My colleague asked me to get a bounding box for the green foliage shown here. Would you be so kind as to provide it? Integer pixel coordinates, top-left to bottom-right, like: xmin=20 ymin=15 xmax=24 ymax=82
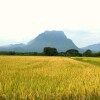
xmin=0 ymin=48 xmax=100 ymax=57
xmin=83 ymin=49 xmax=92 ymax=57
xmin=65 ymin=49 xmax=80 ymax=56
xmin=73 ymin=57 xmax=100 ymax=66
xmin=92 ymin=52 xmax=100 ymax=57
xmin=0 ymin=51 xmax=44 ymax=56
xmin=58 ymin=52 xmax=66 ymax=56
xmin=44 ymin=47 xmax=58 ymax=56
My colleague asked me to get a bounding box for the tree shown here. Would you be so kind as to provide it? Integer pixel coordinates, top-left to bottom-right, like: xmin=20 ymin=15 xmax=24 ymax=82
xmin=66 ymin=49 xmax=80 ymax=56
xmin=44 ymin=47 xmax=58 ymax=56
xmin=58 ymin=52 xmax=66 ymax=56
xmin=9 ymin=51 xmax=16 ymax=55
xmin=83 ymin=49 xmax=92 ymax=57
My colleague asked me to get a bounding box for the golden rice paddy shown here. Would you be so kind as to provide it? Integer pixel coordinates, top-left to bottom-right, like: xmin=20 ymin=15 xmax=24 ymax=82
xmin=0 ymin=56 xmax=100 ymax=100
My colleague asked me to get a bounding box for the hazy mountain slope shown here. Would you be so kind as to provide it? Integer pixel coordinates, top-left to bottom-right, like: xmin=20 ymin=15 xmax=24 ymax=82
xmin=0 ymin=43 xmax=26 ymax=52
xmin=0 ymin=30 xmax=79 ymax=52
xmin=82 ymin=43 xmax=100 ymax=52
xmin=26 ymin=30 xmax=79 ymax=52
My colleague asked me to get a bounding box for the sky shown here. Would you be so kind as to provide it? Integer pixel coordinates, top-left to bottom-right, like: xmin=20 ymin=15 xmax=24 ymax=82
xmin=0 ymin=0 xmax=100 ymax=47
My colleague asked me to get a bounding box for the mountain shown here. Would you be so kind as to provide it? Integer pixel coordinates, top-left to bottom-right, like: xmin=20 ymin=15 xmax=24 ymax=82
xmin=0 ymin=30 xmax=79 ymax=52
xmin=26 ymin=30 xmax=79 ymax=52
xmin=82 ymin=43 xmax=100 ymax=52
xmin=0 ymin=43 xmax=26 ymax=52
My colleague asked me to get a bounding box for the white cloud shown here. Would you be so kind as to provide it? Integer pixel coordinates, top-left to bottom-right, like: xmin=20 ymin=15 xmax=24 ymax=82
xmin=64 ymin=30 xmax=100 ymax=47
xmin=0 ymin=0 xmax=100 ymax=46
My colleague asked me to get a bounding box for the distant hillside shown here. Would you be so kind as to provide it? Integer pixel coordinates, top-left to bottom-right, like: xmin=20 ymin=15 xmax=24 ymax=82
xmin=82 ymin=43 xmax=100 ymax=52
xmin=0 ymin=30 xmax=79 ymax=52
xmin=0 ymin=43 xmax=26 ymax=52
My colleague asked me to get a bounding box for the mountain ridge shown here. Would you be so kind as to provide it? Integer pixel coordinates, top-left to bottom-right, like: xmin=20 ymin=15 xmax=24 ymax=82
xmin=26 ymin=30 xmax=79 ymax=52
xmin=0 ymin=30 xmax=99 ymax=52
xmin=82 ymin=43 xmax=100 ymax=52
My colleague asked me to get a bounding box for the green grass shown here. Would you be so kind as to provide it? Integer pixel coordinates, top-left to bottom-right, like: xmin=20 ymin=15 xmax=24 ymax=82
xmin=0 ymin=56 xmax=100 ymax=100
xmin=72 ymin=57 xmax=100 ymax=66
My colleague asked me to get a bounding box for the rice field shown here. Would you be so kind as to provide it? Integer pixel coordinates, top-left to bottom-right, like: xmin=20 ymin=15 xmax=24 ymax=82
xmin=0 ymin=56 xmax=100 ymax=100
xmin=72 ymin=57 xmax=100 ymax=66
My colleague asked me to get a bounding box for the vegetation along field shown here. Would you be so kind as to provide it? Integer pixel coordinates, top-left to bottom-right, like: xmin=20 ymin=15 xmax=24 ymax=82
xmin=72 ymin=57 xmax=100 ymax=66
xmin=0 ymin=56 xmax=100 ymax=100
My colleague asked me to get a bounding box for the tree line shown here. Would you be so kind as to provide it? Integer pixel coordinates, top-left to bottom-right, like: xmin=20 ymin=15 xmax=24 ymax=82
xmin=0 ymin=47 xmax=100 ymax=57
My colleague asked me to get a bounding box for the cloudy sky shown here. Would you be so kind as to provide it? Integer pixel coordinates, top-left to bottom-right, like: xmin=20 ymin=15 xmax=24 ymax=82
xmin=0 ymin=0 xmax=100 ymax=47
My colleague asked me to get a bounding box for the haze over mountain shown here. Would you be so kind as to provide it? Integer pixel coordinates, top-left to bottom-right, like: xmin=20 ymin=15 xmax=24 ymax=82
xmin=0 ymin=43 xmax=25 ymax=52
xmin=82 ymin=43 xmax=100 ymax=52
xmin=0 ymin=0 xmax=100 ymax=48
xmin=0 ymin=30 xmax=79 ymax=52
